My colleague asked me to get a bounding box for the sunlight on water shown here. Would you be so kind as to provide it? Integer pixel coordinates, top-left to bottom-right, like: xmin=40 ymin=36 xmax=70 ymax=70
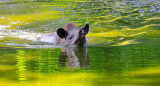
xmin=0 ymin=0 xmax=160 ymax=86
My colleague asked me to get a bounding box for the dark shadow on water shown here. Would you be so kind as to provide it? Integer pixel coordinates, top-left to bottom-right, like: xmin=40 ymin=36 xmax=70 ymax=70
xmin=58 ymin=47 xmax=89 ymax=69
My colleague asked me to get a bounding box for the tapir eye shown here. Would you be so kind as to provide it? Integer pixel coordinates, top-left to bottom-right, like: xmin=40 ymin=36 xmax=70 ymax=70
xmin=79 ymin=30 xmax=86 ymax=34
xmin=69 ymin=35 xmax=74 ymax=40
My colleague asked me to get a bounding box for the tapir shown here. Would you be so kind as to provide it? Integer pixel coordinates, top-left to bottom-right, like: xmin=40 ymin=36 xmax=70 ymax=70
xmin=39 ymin=22 xmax=89 ymax=46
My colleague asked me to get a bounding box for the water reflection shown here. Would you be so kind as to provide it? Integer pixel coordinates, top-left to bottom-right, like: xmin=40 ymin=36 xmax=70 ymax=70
xmin=0 ymin=0 xmax=160 ymax=85
xmin=0 ymin=40 xmax=160 ymax=85
xmin=58 ymin=47 xmax=89 ymax=69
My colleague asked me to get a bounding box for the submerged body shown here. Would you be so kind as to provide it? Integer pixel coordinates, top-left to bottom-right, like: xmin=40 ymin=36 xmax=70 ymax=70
xmin=39 ymin=33 xmax=58 ymax=44
xmin=39 ymin=33 xmax=65 ymax=44
xmin=39 ymin=22 xmax=89 ymax=46
xmin=58 ymin=47 xmax=89 ymax=68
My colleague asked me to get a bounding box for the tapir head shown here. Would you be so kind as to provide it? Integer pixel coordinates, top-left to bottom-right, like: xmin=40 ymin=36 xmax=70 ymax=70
xmin=57 ymin=23 xmax=89 ymax=46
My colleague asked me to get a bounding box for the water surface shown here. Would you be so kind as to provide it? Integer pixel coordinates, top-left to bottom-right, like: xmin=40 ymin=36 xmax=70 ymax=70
xmin=0 ymin=0 xmax=160 ymax=86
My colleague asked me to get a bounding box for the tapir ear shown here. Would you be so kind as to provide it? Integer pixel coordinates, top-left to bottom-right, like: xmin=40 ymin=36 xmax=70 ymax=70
xmin=81 ymin=23 xmax=89 ymax=34
xmin=57 ymin=28 xmax=67 ymax=38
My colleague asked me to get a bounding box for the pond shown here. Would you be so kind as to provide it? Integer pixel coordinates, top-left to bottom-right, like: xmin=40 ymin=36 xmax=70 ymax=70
xmin=0 ymin=0 xmax=160 ymax=86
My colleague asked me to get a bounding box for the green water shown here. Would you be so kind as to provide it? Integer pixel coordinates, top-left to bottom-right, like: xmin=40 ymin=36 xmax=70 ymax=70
xmin=0 ymin=0 xmax=160 ymax=86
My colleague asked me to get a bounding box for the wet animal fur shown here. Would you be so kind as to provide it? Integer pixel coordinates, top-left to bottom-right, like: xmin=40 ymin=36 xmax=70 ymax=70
xmin=39 ymin=22 xmax=89 ymax=46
